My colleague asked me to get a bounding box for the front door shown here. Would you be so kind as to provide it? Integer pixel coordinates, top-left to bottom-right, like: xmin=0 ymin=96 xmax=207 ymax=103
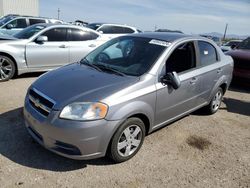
xmin=154 ymin=41 xmax=202 ymax=127
xmin=26 ymin=27 xmax=69 ymax=68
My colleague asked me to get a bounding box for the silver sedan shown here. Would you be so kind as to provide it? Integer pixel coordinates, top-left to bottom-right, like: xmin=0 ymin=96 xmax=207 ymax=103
xmin=0 ymin=24 xmax=109 ymax=81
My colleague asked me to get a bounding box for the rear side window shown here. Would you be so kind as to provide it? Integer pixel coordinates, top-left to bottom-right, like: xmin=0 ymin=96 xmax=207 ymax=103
xmin=29 ymin=19 xmax=46 ymax=25
xmin=69 ymin=29 xmax=98 ymax=41
xmin=198 ymin=41 xmax=218 ymax=66
xmin=98 ymin=25 xmax=115 ymax=34
xmin=7 ymin=18 xmax=27 ymax=28
xmin=123 ymin=27 xmax=135 ymax=33
xmin=42 ymin=28 xmax=67 ymax=41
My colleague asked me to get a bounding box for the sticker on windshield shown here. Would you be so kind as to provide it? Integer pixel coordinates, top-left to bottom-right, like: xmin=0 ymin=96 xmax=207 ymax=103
xmin=149 ymin=39 xmax=171 ymax=47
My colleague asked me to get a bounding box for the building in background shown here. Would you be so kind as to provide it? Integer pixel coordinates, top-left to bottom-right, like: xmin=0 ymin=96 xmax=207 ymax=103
xmin=0 ymin=0 xmax=39 ymax=17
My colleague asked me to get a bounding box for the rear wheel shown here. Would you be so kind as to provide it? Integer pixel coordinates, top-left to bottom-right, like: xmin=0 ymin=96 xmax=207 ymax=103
xmin=0 ymin=55 xmax=16 ymax=82
xmin=109 ymin=117 xmax=145 ymax=163
xmin=205 ymin=87 xmax=223 ymax=114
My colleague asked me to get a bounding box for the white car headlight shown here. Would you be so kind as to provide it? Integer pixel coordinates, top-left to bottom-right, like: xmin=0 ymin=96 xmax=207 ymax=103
xmin=59 ymin=102 xmax=108 ymax=121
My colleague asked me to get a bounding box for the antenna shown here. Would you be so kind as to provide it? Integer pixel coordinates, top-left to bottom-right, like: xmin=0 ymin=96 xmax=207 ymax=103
xmin=223 ymin=23 xmax=228 ymax=40
xmin=57 ymin=8 xmax=60 ymax=20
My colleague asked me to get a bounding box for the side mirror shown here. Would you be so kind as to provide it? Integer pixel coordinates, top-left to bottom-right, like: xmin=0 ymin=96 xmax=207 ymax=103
xmin=6 ymin=24 xmax=14 ymax=29
xmin=160 ymin=71 xmax=181 ymax=89
xmin=36 ymin=35 xmax=48 ymax=43
xmin=98 ymin=30 xmax=103 ymax=34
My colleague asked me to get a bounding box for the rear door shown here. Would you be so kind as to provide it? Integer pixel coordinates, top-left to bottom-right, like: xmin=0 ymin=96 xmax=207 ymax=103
xmin=195 ymin=40 xmax=224 ymax=104
xmin=26 ymin=27 xmax=69 ymax=68
xmin=155 ymin=41 xmax=203 ymax=127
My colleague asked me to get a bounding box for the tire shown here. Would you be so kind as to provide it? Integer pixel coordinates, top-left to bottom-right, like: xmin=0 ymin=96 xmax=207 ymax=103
xmin=0 ymin=55 xmax=16 ymax=82
xmin=204 ymin=87 xmax=223 ymax=114
xmin=109 ymin=117 xmax=146 ymax=163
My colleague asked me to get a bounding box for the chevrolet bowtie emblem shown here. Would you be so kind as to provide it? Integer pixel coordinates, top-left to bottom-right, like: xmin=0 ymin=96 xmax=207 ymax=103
xmin=34 ymin=99 xmax=41 ymax=108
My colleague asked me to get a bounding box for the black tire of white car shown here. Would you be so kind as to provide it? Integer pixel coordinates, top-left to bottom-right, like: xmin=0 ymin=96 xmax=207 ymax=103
xmin=0 ymin=55 xmax=16 ymax=82
xmin=109 ymin=117 xmax=146 ymax=163
xmin=206 ymin=87 xmax=223 ymax=114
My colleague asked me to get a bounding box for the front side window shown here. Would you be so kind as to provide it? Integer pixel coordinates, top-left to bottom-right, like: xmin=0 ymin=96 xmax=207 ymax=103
xmin=165 ymin=42 xmax=196 ymax=73
xmin=42 ymin=28 xmax=67 ymax=41
xmin=198 ymin=41 xmax=218 ymax=66
xmin=7 ymin=18 xmax=27 ymax=28
xmin=81 ymin=36 xmax=166 ymax=76
xmin=69 ymin=29 xmax=98 ymax=41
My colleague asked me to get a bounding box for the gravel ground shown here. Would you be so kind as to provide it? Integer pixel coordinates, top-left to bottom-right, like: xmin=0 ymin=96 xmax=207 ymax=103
xmin=0 ymin=73 xmax=249 ymax=188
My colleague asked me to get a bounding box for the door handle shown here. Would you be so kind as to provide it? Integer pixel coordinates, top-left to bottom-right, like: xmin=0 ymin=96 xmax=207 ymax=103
xmin=190 ymin=77 xmax=197 ymax=84
xmin=217 ymin=68 xmax=222 ymax=74
xmin=59 ymin=44 xmax=67 ymax=48
xmin=88 ymin=44 xmax=96 ymax=48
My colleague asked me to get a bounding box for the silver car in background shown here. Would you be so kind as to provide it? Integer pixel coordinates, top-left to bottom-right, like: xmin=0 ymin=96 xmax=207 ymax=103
xmin=0 ymin=14 xmax=62 ymax=36
xmin=0 ymin=24 xmax=108 ymax=81
xmin=24 ymin=33 xmax=233 ymax=163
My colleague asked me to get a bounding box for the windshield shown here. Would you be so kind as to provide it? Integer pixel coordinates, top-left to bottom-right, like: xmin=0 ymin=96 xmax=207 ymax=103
xmin=14 ymin=25 xmax=46 ymax=39
xmin=87 ymin=23 xmax=101 ymax=30
xmin=0 ymin=16 xmax=14 ymax=27
xmin=238 ymin=38 xmax=250 ymax=50
xmin=81 ymin=36 xmax=167 ymax=76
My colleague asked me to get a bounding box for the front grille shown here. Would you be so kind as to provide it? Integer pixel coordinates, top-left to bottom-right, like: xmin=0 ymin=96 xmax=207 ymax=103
xmin=29 ymin=88 xmax=55 ymax=117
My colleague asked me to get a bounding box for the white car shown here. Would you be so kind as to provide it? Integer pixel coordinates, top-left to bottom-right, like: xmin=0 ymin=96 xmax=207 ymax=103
xmin=87 ymin=23 xmax=141 ymax=39
xmin=0 ymin=24 xmax=109 ymax=81
xmin=221 ymin=40 xmax=242 ymax=52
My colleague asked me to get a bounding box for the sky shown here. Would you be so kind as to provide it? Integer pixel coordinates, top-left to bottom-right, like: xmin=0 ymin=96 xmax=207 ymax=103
xmin=40 ymin=0 xmax=250 ymax=35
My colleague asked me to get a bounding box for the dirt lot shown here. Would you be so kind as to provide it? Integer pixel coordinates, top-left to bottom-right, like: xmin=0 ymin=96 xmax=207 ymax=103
xmin=0 ymin=73 xmax=249 ymax=188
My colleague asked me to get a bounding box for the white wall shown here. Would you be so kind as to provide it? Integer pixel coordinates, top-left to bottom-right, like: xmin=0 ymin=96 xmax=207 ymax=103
xmin=0 ymin=0 xmax=39 ymax=17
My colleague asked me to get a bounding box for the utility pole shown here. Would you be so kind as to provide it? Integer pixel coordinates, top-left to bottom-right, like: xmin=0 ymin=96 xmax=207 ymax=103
xmin=223 ymin=23 xmax=228 ymax=40
xmin=57 ymin=8 xmax=60 ymax=20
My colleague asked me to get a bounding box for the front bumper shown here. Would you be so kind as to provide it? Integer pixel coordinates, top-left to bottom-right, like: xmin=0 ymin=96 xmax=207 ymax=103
xmin=23 ymin=96 xmax=121 ymax=160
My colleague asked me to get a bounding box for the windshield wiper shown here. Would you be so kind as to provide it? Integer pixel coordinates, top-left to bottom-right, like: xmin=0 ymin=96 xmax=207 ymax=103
xmin=93 ymin=64 xmax=126 ymax=76
xmin=80 ymin=58 xmax=102 ymax=72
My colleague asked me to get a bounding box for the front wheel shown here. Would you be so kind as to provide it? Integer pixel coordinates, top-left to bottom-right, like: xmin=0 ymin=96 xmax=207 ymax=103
xmin=205 ymin=87 xmax=223 ymax=114
xmin=109 ymin=117 xmax=146 ymax=163
xmin=0 ymin=55 xmax=16 ymax=82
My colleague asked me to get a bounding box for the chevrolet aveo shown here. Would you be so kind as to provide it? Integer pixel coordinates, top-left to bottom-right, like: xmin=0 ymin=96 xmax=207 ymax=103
xmin=24 ymin=33 xmax=233 ymax=163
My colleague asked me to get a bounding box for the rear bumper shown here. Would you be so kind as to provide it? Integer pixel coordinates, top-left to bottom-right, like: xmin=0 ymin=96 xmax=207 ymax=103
xmin=23 ymin=96 xmax=121 ymax=160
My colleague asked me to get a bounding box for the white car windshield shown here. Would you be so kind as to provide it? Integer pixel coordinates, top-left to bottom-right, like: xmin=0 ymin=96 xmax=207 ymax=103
xmin=14 ymin=25 xmax=46 ymax=39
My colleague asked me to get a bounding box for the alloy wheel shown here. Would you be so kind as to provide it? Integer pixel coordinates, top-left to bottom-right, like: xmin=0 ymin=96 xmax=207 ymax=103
xmin=117 ymin=125 xmax=142 ymax=157
xmin=211 ymin=90 xmax=222 ymax=111
xmin=0 ymin=57 xmax=13 ymax=81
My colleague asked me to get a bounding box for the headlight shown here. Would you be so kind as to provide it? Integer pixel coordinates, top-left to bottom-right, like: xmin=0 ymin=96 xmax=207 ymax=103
xmin=59 ymin=102 xmax=108 ymax=121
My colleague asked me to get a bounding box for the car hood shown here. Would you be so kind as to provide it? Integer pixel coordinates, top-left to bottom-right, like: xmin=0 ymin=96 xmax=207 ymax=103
xmin=0 ymin=32 xmax=17 ymax=40
xmin=226 ymin=49 xmax=250 ymax=61
xmin=31 ymin=63 xmax=139 ymax=110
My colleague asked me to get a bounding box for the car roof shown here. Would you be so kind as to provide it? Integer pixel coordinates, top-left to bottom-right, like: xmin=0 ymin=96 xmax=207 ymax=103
xmin=30 ymin=23 xmax=100 ymax=35
xmin=130 ymin=32 xmax=191 ymax=42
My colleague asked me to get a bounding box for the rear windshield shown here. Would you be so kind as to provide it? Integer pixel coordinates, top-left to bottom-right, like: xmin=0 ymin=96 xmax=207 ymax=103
xmin=238 ymin=38 xmax=250 ymax=50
